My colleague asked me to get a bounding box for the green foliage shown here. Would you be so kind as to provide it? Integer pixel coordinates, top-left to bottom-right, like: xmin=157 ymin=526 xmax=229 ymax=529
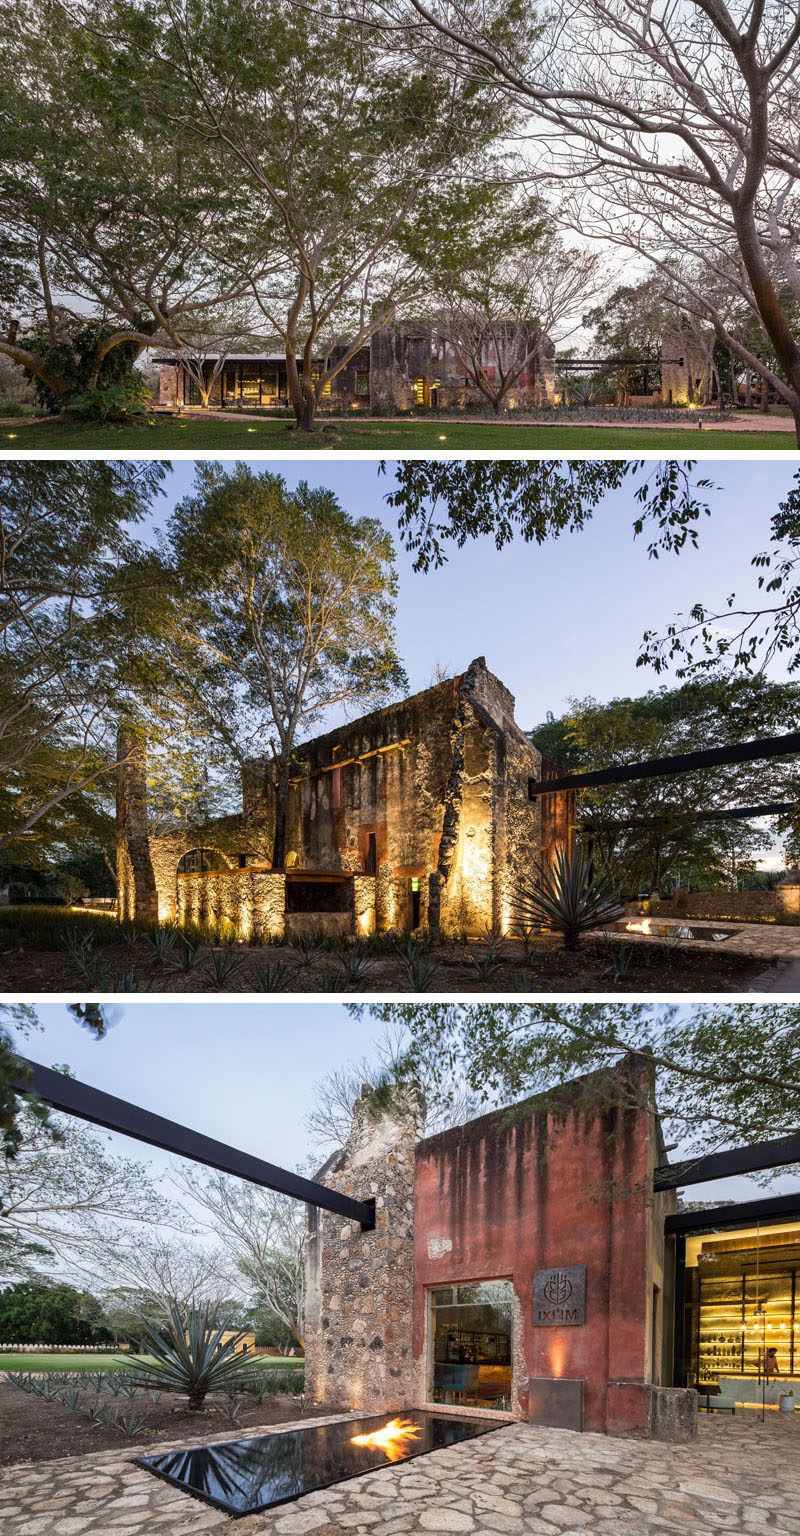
xmin=531 ymin=676 xmax=800 ymax=892
xmin=125 ymin=1302 xmax=255 ymax=1409
xmin=362 ymin=1001 xmax=800 ymax=1161
xmin=166 ymin=464 xmax=406 ymax=868
xmin=64 ymin=377 xmax=152 ymax=424
xmin=383 ymin=460 xmax=714 ymax=572
xmin=511 ymin=844 xmax=625 ymax=950
xmin=0 ymin=1282 xmax=113 ymax=1345
xmin=22 ymin=320 xmax=148 ymax=415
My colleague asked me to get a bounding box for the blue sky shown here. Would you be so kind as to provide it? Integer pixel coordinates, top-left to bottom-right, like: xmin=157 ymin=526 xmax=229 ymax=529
xmin=147 ymin=457 xmax=797 ymax=731
xmin=17 ymin=1000 xmax=800 ymax=1209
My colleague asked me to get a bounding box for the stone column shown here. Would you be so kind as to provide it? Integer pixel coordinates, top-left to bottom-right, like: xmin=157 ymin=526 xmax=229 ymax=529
xmin=116 ymin=725 xmax=159 ymax=923
xmin=305 ymin=1087 xmax=423 ymax=1413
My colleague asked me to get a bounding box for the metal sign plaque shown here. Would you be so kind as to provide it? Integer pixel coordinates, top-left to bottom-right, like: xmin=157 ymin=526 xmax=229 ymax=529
xmin=533 ymin=1266 xmax=586 ymax=1326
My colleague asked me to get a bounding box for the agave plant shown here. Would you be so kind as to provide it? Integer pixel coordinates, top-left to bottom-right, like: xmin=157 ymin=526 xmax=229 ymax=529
xmin=511 ymin=844 xmax=624 ymax=951
xmin=123 ymin=1302 xmax=253 ymax=1411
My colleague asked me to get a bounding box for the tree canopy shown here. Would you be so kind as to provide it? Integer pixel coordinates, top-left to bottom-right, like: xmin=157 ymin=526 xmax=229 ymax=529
xmin=164 ymin=464 xmax=406 ymax=868
xmin=531 ymin=677 xmax=800 ymax=892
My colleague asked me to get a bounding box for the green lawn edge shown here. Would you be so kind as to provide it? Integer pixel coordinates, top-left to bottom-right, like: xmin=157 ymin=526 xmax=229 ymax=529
xmin=2 ymin=419 xmax=795 ymax=450
xmin=0 ymin=1351 xmax=303 ymax=1371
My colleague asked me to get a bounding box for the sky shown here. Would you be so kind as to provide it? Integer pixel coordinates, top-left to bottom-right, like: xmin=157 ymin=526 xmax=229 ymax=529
xmin=146 ymin=456 xmax=798 ymax=731
xmin=133 ymin=455 xmax=799 ymax=866
xmin=15 ymin=999 xmax=800 ymax=1211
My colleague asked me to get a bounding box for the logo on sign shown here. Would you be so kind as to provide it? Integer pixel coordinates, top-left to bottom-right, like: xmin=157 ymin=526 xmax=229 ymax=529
xmin=543 ymin=1272 xmax=574 ymax=1307
xmin=533 ymin=1266 xmax=586 ymax=1326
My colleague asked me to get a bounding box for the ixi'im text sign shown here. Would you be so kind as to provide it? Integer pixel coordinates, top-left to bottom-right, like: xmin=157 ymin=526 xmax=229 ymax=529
xmin=533 ymin=1266 xmax=586 ymax=1326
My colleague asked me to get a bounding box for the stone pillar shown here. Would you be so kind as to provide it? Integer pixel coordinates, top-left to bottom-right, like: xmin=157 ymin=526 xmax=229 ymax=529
xmin=116 ymin=726 xmax=159 ymax=923
xmin=305 ymin=1088 xmax=423 ymax=1413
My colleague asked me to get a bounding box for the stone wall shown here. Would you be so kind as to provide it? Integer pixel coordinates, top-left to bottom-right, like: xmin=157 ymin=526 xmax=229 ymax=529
xmin=661 ymin=328 xmax=713 ymax=406
xmin=305 ymin=1090 xmax=422 ymax=1413
xmin=651 ymin=890 xmax=778 ymax=921
xmin=177 ymin=870 xmax=287 ymax=937
xmin=158 ymin=364 xmax=181 ymax=406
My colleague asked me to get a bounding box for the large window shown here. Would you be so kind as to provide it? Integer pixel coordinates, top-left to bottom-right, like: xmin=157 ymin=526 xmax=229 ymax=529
xmin=428 ymin=1281 xmax=513 ymax=1411
xmin=681 ymin=1224 xmax=800 ymax=1390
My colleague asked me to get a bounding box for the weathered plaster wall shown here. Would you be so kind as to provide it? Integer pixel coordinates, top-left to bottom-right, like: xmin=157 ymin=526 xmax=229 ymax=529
xmin=412 ymin=1062 xmax=661 ymax=1435
xmin=305 ymin=1091 xmax=422 ymax=1413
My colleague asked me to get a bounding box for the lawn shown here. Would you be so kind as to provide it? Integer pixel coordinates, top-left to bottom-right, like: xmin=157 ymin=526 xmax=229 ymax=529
xmin=0 ymin=1351 xmax=302 ymax=1372
xmin=2 ymin=415 xmax=796 ymax=450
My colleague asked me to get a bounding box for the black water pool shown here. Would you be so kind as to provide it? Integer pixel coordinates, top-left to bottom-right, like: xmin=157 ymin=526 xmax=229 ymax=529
xmin=137 ymin=1410 xmax=506 ymax=1517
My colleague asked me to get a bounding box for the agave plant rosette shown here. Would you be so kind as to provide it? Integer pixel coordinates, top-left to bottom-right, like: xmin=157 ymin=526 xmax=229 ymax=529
xmin=121 ymin=1302 xmax=253 ymax=1410
xmin=511 ymin=844 xmax=624 ymax=951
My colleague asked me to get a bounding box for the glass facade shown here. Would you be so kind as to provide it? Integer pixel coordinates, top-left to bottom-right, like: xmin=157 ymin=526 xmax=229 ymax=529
xmin=681 ymin=1225 xmax=800 ymax=1392
xmin=428 ymin=1281 xmax=513 ymax=1412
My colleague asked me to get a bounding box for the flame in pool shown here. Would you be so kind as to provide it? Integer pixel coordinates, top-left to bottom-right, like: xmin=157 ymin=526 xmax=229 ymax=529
xmin=626 ymin=918 xmax=652 ymax=935
xmin=350 ymin=1417 xmax=423 ymax=1462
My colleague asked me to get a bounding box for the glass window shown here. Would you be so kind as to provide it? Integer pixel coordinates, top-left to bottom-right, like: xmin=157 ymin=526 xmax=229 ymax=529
xmin=428 ymin=1280 xmax=513 ymax=1411
xmin=356 ymin=370 xmax=370 ymax=397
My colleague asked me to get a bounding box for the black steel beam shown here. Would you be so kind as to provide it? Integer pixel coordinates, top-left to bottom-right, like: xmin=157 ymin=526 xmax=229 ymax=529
xmin=528 ymin=731 xmax=800 ymax=796
xmin=581 ymin=800 xmax=800 ymax=832
xmin=666 ymin=1192 xmax=800 ymax=1235
xmin=655 ymin=1131 xmax=800 ymax=1191
xmin=11 ymin=1059 xmax=375 ymax=1229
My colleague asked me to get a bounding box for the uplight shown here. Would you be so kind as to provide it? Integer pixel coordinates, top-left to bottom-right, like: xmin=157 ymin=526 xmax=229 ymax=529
xmin=438 ymin=434 xmax=447 ymax=440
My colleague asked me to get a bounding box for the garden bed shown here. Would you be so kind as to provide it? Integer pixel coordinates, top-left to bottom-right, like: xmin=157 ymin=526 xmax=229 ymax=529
xmin=0 ymin=908 xmax=773 ymax=992
xmin=0 ymin=1373 xmax=319 ymax=1467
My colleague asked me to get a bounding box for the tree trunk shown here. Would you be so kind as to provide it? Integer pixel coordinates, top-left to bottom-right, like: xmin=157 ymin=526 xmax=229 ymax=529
xmin=760 ymin=373 xmax=770 ymax=413
xmin=733 ymin=201 xmax=800 ymax=444
xmin=271 ymin=757 xmax=291 ymax=871
xmin=745 ymin=370 xmax=752 ymax=408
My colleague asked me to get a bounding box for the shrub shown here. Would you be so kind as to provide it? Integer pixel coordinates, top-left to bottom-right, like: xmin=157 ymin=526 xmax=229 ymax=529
xmin=511 ymin=844 xmax=625 ymax=950
xmin=123 ymin=1303 xmax=254 ymax=1411
xmin=65 ymin=377 xmax=153 ymax=424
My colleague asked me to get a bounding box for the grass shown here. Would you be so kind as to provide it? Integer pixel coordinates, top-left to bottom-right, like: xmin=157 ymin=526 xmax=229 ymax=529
xmin=0 ymin=1351 xmax=303 ymax=1372
xmin=2 ymin=416 xmax=796 ymax=450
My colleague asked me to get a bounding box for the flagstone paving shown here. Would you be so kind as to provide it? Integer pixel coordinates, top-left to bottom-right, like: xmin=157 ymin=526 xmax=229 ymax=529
xmin=2 ymin=1410 xmax=800 ymax=1535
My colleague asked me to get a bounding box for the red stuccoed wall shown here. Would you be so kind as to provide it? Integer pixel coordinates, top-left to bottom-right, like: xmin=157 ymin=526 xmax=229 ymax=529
xmin=412 ymin=1070 xmax=660 ymax=1434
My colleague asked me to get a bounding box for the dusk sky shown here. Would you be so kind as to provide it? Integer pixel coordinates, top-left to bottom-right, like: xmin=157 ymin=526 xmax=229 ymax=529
xmin=17 ymin=1000 xmax=799 ymax=1210
xmin=143 ymin=457 xmax=797 ymax=732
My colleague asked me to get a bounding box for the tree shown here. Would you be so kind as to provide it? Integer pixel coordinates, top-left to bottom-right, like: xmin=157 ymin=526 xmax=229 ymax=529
xmin=383 ymin=0 xmax=800 ymax=439
xmin=0 ymin=1280 xmax=112 ymax=1344
xmin=305 ymin=1020 xmax=481 ymax=1150
xmin=166 ymin=465 xmax=406 ymax=869
xmin=0 ymin=1003 xmax=109 ymax=1159
xmin=176 ymin=1167 xmax=306 ymax=1350
xmin=640 ymin=469 xmax=800 ymax=681
xmin=431 ymin=197 xmax=604 ymax=412
xmin=38 ymin=0 xmax=515 ymax=431
xmin=0 ymin=1100 xmax=171 ymax=1278
xmin=383 ymin=459 xmax=715 ymax=572
xmin=0 ymin=462 xmax=168 ymax=854
xmin=0 ymin=0 xmax=262 ymax=406
xmin=531 ymin=678 xmax=800 ymax=893
xmin=361 ymin=1001 xmax=800 ymax=1164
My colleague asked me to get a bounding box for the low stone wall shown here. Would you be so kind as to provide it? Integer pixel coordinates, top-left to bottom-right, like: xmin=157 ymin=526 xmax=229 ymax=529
xmin=651 ymin=890 xmax=778 ymax=921
xmin=176 ymin=869 xmax=377 ymax=940
xmin=177 ymin=870 xmax=286 ymax=937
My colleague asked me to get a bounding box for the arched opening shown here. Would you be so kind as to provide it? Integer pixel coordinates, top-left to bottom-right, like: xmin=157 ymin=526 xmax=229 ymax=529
xmin=177 ymin=848 xmax=230 ymax=874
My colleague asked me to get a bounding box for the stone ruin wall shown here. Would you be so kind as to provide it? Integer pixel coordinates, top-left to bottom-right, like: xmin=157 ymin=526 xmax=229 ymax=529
xmin=305 ymin=1094 xmax=421 ymax=1413
xmin=118 ymin=661 xmax=551 ymax=935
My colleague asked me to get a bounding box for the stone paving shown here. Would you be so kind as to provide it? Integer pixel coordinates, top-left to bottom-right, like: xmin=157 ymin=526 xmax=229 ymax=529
xmin=2 ymin=1410 xmax=800 ymax=1536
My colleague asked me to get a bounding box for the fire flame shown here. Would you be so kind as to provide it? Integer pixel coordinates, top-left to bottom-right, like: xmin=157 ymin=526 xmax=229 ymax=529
xmin=626 ymin=919 xmax=652 ymax=935
xmin=351 ymin=1417 xmax=422 ymax=1462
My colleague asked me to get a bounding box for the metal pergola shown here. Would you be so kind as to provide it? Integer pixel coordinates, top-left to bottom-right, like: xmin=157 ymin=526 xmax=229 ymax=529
xmin=655 ymin=1130 xmax=800 ymax=1192
xmin=10 ymin=1059 xmax=376 ymax=1230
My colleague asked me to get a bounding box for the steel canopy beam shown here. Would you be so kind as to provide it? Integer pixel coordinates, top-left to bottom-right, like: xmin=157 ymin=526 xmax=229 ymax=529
xmin=666 ymin=1192 xmax=800 ymax=1235
xmin=11 ymin=1059 xmax=375 ymax=1229
xmin=654 ymin=1130 xmax=800 ymax=1191
xmin=581 ymin=800 xmax=800 ymax=832
xmin=528 ymin=730 xmax=800 ymax=796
